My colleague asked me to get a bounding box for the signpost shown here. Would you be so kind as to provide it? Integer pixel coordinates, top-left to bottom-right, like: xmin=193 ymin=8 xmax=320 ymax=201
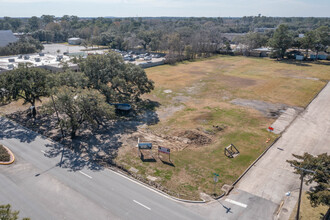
xmin=213 ymin=173 xmax=219 ymax=195
xmin=158 ymin=146 xmax=171 ymax=161
xmin=138 ymin=143 xmax=152 ymax=150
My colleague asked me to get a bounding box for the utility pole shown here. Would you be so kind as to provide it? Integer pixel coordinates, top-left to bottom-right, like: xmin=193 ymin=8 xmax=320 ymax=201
xmin=51 ymin=95 xmax=64 ymax=139
xmin=51 ymin=95 xmax=66 ymax=167
xmin=291 ymin=165 xmax=315 ymax=220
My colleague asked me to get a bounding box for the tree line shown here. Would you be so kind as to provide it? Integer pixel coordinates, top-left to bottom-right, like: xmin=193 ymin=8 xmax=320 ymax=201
xmin=0 ymin=52 xmax=154 ymax=139
xmin=265 ymin=25 xmax=329 ymax=59
xmin=0 ymin=16 xmax=329 ymax=53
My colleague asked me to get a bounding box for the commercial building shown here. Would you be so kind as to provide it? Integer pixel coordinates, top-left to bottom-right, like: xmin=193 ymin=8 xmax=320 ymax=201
xmin=0 ymin=53 xmax=78 ymax=74
xmin=0 ymin=30 xmax=18 ymax=47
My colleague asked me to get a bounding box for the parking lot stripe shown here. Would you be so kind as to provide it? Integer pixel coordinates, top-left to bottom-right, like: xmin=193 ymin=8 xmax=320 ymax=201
xmin=225 ymin=198 xmax=248 ymax=208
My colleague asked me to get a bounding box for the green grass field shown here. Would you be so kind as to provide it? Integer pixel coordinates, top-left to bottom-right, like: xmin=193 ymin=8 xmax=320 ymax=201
xmin=115 ymin=56 xmax=329 ymax=199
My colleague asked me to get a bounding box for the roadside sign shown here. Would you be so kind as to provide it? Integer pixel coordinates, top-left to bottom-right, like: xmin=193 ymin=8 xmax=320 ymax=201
xmin=158 ymin=146 xmax=170 ymax=154
xmin=213 ymin=173 xmax=219 ymax=182
xmin=213 ymin=173 xmax=219 ymax=194
xmin=138 ymin=143 xmax=152 ymax=150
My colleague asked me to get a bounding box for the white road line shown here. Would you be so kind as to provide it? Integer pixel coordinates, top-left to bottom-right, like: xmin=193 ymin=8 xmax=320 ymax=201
xmin=111 ymin=170 xmax=172 ymax=200
xmin=225 ymin=198 xmax=248 ymax=208
xmin=79 ymin=171 xmax=92 ymax=179
xmin=133 ymin=200 xmax=151 ymax=210
xmin=41 ymin=150 xmax=46 ymax=154
xmin=110 ymin=170 xmax=205 ymax=203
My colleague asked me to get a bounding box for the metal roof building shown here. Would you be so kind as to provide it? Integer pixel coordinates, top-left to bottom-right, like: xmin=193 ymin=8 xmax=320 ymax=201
xmin=68 ymin=38 xmax=82 ymax=45
xmin=0 ymin=30 xmax=18 ymax=47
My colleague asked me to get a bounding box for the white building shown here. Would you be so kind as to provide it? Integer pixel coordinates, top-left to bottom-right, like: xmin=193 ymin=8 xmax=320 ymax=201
xmin=0 ymin=30 xmax=18 ymax=47
xmin=0 ymin=53 xmax=78 ymax=73
xmin=68 ymin=38 xmax=82 ymax=45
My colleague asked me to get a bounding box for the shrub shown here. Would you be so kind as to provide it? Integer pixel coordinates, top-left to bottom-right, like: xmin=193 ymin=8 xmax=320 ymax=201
xmin=0 ymin=144 xmax=10 ymax=162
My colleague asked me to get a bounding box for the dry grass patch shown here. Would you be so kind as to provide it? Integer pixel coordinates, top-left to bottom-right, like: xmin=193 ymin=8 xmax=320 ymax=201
xmin=116 ymin=56 xmax=329 ymax=200
xmin=2 ymin=55 xmax=328 ymax=200
xmin=289 ymin=192 xmax=329 ymax=220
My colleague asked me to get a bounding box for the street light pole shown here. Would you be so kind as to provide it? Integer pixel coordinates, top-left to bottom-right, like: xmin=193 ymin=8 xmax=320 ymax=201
xmin=291 ymin=165 xmax=315 ymax=220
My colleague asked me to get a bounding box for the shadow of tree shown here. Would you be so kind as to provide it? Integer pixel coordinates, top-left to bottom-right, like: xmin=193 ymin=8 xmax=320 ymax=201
xmin=5 ymin=100 xmax=160 ymax=172
xmin=276 ymin=59 xmax=330 ymax=67
xmin=44 ymin=142 xmax=104 ymax=172
xmin=277 ymin=59 xmax=311 ymax=67
xmin=0 ymin=116 xmax=38 ymax=143
xmin=313 ymin=60 xmax=330 ymax=66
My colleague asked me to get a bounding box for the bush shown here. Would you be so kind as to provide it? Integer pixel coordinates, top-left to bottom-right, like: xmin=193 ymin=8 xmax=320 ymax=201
xmin=0 ymin=144 xmax=10 ymax=162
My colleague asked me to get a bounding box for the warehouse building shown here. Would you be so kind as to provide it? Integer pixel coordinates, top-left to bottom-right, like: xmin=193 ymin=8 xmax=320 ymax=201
xmin=0 ymin=30 xmax=18 ymax=47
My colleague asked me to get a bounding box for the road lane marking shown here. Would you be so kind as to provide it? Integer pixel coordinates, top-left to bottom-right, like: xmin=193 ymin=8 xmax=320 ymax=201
xmin=41 ymin=150 xmax=46 ymax=154
xmin=111 ymin=170 xmax=205 ymax=203
xmin=133 ymin=200 xmax=151 ymax=210
xmin=79 ymin=171 xmax=92 ymax=179
xmin=225 ymin=198 xmax=247 ymax=208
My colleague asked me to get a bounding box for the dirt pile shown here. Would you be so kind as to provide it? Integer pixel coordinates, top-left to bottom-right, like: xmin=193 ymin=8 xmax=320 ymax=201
xmin=180 ymin=130 xmax=212 ymax=145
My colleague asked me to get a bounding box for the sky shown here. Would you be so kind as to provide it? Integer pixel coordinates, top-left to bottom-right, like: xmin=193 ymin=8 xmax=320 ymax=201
xmin=0 ymin=0 xmax=329 ymax=17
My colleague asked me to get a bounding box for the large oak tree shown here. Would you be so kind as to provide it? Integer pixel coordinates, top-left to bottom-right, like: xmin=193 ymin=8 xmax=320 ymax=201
xmin=79 ymin=52 xmax=154 ymax=103
xmin=268 ymin=24 xmax=293 ymax=59
xmin=0 ymin=64 xmax=50 ymax=118
xmin=47 ymin=87 xmax=115 ymax=139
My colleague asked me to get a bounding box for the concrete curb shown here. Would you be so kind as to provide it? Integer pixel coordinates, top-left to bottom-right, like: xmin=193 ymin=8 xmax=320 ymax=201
xmin=232 ymin=136 xmax=281 ymax=186
xmin=214 ymin=193 xmax=226 ymax=200
xmin=0 ymin=145 xmax=15 ymax=165
xmin=0 ymin=116 xmax=206 ymax=204
xmin=4 ymin=81 xmax=327 ymax=203
xmin=107 ymin=166 xmax=206 ymax=204
xmin=305 ymin=81 xmax=329 ymax=110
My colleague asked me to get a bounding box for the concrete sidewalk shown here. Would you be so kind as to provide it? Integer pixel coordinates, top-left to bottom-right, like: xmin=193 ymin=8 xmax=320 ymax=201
xmin=233 ymin=82 xmax=330 ymax=219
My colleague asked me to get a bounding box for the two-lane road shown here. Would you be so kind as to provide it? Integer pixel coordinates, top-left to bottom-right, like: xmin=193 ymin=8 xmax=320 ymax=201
xmin=2 ymin=82 xmax=330 ymax=220
xmin=0 ymin=117 xmax=205 ymax=220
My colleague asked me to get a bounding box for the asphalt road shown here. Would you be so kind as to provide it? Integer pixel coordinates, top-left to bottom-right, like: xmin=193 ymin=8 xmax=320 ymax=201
xmin=1 ymin=82 xmax=329 ymax=220
xmin=0 ymin=117 xmax=205 ymax=220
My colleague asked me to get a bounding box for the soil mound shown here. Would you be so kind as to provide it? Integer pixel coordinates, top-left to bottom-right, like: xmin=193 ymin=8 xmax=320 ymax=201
xmin=180 ymin=130 xmax=212 ymax=145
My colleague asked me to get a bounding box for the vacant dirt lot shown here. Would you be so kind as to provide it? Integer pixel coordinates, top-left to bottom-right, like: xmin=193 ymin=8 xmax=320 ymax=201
xmin=114 ymin=56 xmax=329 ymax=199
xmin=1 ymin=56 xmax=329 ymax=200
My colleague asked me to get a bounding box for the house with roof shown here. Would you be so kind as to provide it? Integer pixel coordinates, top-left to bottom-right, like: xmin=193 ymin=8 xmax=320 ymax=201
xmin=0 ymin=30 xmax=18 ymax=47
